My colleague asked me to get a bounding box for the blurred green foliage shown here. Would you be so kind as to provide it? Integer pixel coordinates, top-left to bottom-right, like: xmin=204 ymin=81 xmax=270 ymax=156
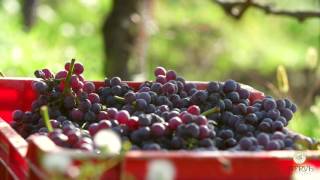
xmin=0 ymin=0 xmax=319 ymax=138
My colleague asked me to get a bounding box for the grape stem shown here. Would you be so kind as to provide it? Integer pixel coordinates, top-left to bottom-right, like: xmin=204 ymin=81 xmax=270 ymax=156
xmin=201 ymin=107 xmax=220 ymax=116
xmin=40 ymin=106 xmax=53 ymax=132
xmin=114 ymin=96 xmax=125 ymax=102
xmin=63 ymin=59 xmax=76 ymax=95
xmin=114 ymin=96 xmax=137 ymax=106
xmin=0 ymin=72 xmax=4 ymax=77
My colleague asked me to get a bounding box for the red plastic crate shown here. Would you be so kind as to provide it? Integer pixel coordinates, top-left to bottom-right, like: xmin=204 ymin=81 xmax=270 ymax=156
xmin=0 ymin=78 xmax=319 ymax=180
xmin=26 ymin=134 xmax=121 ymax=180
xmin=123 ymin=151 xmax=320 ymax=180
xmin=0 ymin=118 xmax=28 ymax=180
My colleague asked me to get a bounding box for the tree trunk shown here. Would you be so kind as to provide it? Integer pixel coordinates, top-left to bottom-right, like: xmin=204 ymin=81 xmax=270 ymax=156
xmin=102 ymin=0 xmax=154 ymax=80
xmin=22 ymin=0 xmax=38 ymax=31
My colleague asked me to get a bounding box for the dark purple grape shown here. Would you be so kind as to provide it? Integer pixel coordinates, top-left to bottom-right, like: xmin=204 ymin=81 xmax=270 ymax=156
xmin=22 ymin=111 xmax=33 ymax=123
xmin=110 ymin=77 xmax=121 ymax=86
xmin=136 ymin=99 xmax=147 ymax=110
xmin=33 ymin=81 xmax=48 ymax=94
xmin=258 ymin=122 xmax=271 ymax=132
xmin=188 ymin=88 xmax=197 ymax=96
xmin=207 ymin=81 xmax=220 ymax=93
xmin=280 ymin=108 xmax=293 ymax=121
xmin=245 ymin=113 xmax=258 ymax=125
xmin=146 ymin=104 xmax=156 ymax=113
xmin=224 ymin=99 xmax=233 ymax=110
xmin=284 ymin=98 xmax=292 ymax=108
xmin=50 ymin=119 xmax=61 ymax=128
xmin=111 ymin=85 xmax=122 ymax=95
xmin=271 ymin=132 xmax=285 ymax=140
xmin=237 ymin=103 xmax=247 ymax=114
xmin=195 ymin=90 xmax=208 ymax=103
xmin=150 ymin=83 xmax=163 ymax=94
xmin=199 ymin=125 xmax=210 ymax=139
xmin=171 ymin=136 xmax=184 ymax=149
xmin=262 ymin=118 xmax=273 ymax=124
xmin=225 ymin=138 xmax=237 ymax=147
xmin=290 ymin=103 xmax=297 ymax=113
xmin=219 ymin=129 xmax=234 ymax=139
xmin=214 ymin=137 xmax=224 ymax=149
xmin=184 ymin=83 xmax=196 ymax=93
xmin=239 ymin=137 xmax=253 ymax=150
xmin=227 ymin=92 xmax=240 ymax=103
xmin=266 ymin=109 xmax=280 ymax=120
xmin=57 ymin=116 xmax=68 ymax=122
xmin=266 ymin=141 xmax=280 ymax=150
xmin=151 ymin=123 xmax=166 ymax=137
xmin=70 ymin=108 xmax=84 ymax=122
xmin=84 ymin=111 xmax=96 ymax=122
xmin=276 ymin=116 xmax=287 ymax=126
xmin=238 ymin=88 xmax=250 ymax=99
xmin=158 ymin=105 xmax=170 ymax=112
xmin=162 ymin=82 xmax=176 ymax=94
xmin=38 ymin=95 xmax=49 ymax=106
xmin=257 ymin=133 xmax=269 ymax=146
xmin=223 ymin=80 xmax=237 ymax=93
xmin=137 ymin=92 xmax=151 ymax=104
xmin=91 ymin=103 xmax=102 ymax=114
xmin=271 ymin=121 xmax=284 ymax=131
xmin=284 ymin=138 xmax=293 ymax=147
xmin=62 ymin=121 xmax=76 ymax=134
xmin=262 ymin=98 xmax=276 ymax=111
xmin=236 ymin=123 xmax=248 ymax=134
xmin=138 ymin=86 xmax=150 ymax=93
xmin=199 ymin=138 xmax=214 ymax=148
xmin=79 ymin=99 xmax=92 ymax=112
xmin=276 ymin=99 xmax=286 ymax=109
xmin=186 ymin=123 xmax=200 ymax=138
xmin=138 ymin=115 xmax=151 ymax=126
xmin=142 ymin=143 xmax=161 ymax=150
xmin=12 ymin=110 xmax=24 ymax=122
xmin=137 ymin=127 xmax=151 ymax=140
xmin=34 ymin=70 xmax=45 ymax=78
xmin=64 ymin=96 xmax=76 ymax=109
xmin=208 ymin=93 xmax=220 ymax=102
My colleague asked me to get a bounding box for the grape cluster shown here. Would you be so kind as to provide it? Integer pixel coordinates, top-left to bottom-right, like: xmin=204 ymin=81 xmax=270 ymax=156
xmin=10 ymin=61 xmax=318 ymax=152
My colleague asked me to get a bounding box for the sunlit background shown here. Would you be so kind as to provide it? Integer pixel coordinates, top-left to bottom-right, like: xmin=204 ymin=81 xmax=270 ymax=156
xmin=0 ymin=0 xmax=319 ymax=138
